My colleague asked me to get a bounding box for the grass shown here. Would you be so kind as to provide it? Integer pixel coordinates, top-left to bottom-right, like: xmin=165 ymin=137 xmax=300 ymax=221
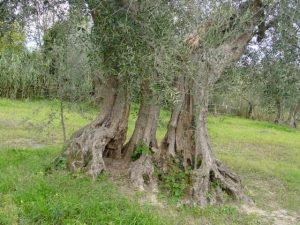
xmin=0 ymin=98 xmax=170 ymax=148
xmin=0 ymin=148 xmax=176 ymax=225
xmin=208 ymin=116 xmax=300 ymax=212
xmin=0 ymin=98 xmax=299 ymax=224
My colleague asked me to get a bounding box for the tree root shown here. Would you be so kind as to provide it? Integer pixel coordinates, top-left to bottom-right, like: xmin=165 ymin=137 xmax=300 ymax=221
xmin=66 ymin=125 xmax=108 ymax=179
xmin=129 ymin=155 xmax=158 ymax=192
xmin=192 ymin=160 xmax=251 ymax=206
xmin=66 ymin=114 xmax=128 ymax=180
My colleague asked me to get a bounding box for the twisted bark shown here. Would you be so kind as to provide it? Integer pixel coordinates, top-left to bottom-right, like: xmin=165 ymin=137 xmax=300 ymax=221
xmin=160 ymin=76 xmax=195 ymax=171
xmin=129 ymin=154 xmax=158 ymax=192
xmin=192 ymin=88 xmax=249 ymax=205
xmin=123 ymin=80 xmax=160 ymax=191
xmin=123 ymin=80 xmax=160 ymax=159
xmin=66 ymin=78 xmax=130 ymax=179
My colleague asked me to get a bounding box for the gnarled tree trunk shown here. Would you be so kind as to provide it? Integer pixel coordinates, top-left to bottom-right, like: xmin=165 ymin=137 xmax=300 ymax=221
xmin=123 ymin=80 xmax=160 ymax=191
xmin=123 ymin=80 xmax=160 ymax=159
xmin=188 ymin=39 xmax=256 ymax=206
xmin=160 ymin=76 xmax=195 ymax=171
xmin=66 ymin=78 xmax=130 ymax=179
xmin=192 ymin=87 xmax=249 ymax=205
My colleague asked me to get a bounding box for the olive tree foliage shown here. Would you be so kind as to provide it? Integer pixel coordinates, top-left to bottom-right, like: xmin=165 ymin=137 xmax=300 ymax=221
xmin=259 ymin=59 xmax=299 ymax=124
xmin=249 ymin=0 xmax=300 ymax=125
xmin=212 ymin=64 xmax=264 ymax=118
xmin=41 ymin=9 xmax=93 ymax=142
xmin=42 ymin=11 xmax=92 ymax=102
xmin=265 ymin=0 xmax=300 ymax=126
xmin=211 ymin=0 xmax=300 ymax=125
xmin=85 ymin=0 xmax=182 ymax=99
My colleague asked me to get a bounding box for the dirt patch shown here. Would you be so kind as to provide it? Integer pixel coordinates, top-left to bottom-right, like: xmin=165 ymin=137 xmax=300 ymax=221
xmin=3 ymin=138 xmax=45 ymax=149
xmin=241 ymin=204 xmax=300 ymax=225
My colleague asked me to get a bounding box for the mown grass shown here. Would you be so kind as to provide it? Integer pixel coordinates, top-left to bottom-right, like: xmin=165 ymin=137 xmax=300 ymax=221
xmin=0 ymin=98 xmax=299 ymax=224
xmin=208 ymin=116 xmax=300 ymax=213
xmin=0 ymin=148 xmax=177 ymax=225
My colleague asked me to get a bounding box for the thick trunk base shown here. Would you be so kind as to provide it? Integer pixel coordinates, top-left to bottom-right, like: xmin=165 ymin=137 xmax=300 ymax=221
xmin=123 ymin=81 xmax=160 ymax=160
xmin=160 ymin=76 xmax=194 ymax=171
xmin=192 ymin=160 xmax=250 ymax=206
xmin=66 ymin=119 xmax=127 ymax=179
xmin=66 ymin=79 xmax=130 ymax=179
xmin=191 ymin=88 xmax=250 ymax=206
xmin=129 ymin=155 xmax=158 ymax=192
xmin=160 ymin=80 xmax=250 ymax=206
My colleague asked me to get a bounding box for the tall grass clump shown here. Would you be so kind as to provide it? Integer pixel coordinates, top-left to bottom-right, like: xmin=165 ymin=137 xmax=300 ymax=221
xmin=0 ymin=51 xmax=46 ymax=99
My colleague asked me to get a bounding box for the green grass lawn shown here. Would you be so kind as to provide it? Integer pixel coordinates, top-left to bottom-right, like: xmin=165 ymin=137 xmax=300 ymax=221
xmin=0 ymin=98 xmax=299 ymax=225
xmin=209 ymin=117 xmax=300 ymax=213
